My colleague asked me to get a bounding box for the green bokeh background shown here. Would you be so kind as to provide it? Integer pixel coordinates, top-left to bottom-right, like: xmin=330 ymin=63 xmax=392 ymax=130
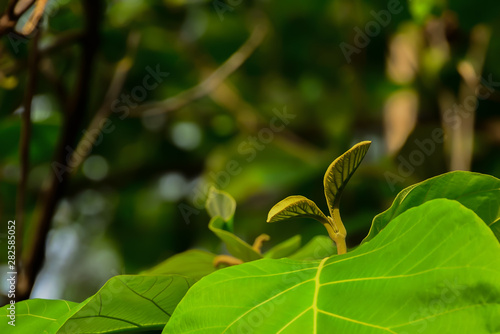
xmin=0 ymin=0 xmax=499 ymax=303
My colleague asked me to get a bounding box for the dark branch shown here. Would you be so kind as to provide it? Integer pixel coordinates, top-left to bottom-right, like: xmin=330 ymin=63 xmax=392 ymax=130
xmin=17 ymin=0 xmax=104 ymax=301
xmin=15 ymin=29 xmax=40 ymax=301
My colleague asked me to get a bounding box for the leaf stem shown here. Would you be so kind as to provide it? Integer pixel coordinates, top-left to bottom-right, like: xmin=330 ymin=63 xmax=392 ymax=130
xmin=335 ymin=237 xmax=347 ymax=255
xmin=213 ymin=255 xmax=244 ymax=267
xmin=326 ymin=214 xmax=347 ymax=255
xmin=252 ymin=234 xmax=270 ymax=254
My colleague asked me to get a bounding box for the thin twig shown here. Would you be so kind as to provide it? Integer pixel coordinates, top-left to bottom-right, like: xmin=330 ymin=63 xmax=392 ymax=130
xmin=208 ymin=79 xmax=322 ymax=161
xmin=70 ymin=31 xmax=141 ymax=174
xmin=182 ymin=40 xmax=322 ymax=161
xmin=40 ymin=29 xmax=84 ymax=54
xmin=39 ymin=57 xmax=69 ymax=105
xmin=2 ymin=30 xmax=84 ymax=78
xmin=131 ymin=16 xmax=269 ymax=117
xmin=15 ymin=29 xmax=40 ymax=297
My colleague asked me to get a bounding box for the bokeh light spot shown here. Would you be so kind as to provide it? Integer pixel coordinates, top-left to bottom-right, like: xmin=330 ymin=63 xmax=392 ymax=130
xmin=171 ymin=121 xmax=202 ymax=150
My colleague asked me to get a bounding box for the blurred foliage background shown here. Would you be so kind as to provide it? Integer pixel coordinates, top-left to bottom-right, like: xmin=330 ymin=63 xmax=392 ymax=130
xmin=0 ymin=0 xmax=499 ymax=304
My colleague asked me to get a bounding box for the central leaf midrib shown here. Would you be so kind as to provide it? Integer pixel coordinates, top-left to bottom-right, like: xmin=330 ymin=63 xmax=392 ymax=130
xmin=313 ymin=257 xmax=328 ymax=334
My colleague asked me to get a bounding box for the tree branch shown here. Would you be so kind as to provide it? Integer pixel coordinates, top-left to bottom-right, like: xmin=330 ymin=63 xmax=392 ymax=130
xmin=17 ymin=0 xmax=104 ymax=301
xmin=2 ymin=30 xmax=84 ymax=78
xmin=70 ymin=31 xmax=140 ymax=174
xmin=39 ymin=57 xmax=69 ymax=106
xmin=15 ymin=29 xmax=40 ymax=297
xmin=131 ymin=15 xmax=269 ymax=117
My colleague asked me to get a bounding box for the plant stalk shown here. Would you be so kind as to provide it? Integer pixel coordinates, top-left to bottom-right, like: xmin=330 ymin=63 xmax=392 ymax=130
xmin=326 ymin=213 xmax=347 ymax=255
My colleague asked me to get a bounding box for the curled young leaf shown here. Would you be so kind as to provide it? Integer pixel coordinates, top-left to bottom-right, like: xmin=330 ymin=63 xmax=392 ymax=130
xmin=205 ymin=186 xmax=236 ymax=231
xmin=267 ymin=195 xmax=328 ymax=225
xmin=323 ymin=141 xmax=371 ymax=218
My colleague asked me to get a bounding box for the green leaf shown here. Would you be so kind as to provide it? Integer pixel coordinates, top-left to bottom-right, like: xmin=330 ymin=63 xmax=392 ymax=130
xmin=164 ymin=199 xmax=500 ymax=333
xmin=0 ymin=299 xmax=78 ymax=333
xmin=54 ymin=275 xmax=193 ymax=333
xmin=266 ymin=195 xmax=328 ymax=224
xmin=209 ymin=216 xmax=262 ymax=262
xmin=264 ymin=235 xmax=301 ymax=259
xmin=323 ymin=141 xmax=371 ymax=218
xmin=206 ymin=187 xmax=236 ymax=232
xmin=287 ymin=235 xmax=337 ymax=260
xmin=143 ymin=250 xmax=217 ymax=280
xmin=491 ymin=218 xmax=500 ymax=241
xmin=364 ymin=171 xmax=500 ymax=243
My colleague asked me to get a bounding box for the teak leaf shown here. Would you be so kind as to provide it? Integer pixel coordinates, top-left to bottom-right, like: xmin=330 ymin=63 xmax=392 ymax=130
xmin=0 ymin=275 xmax=193 ymax=334
xmin=491 ymin=218 xmax=500 ymax=241
xmin=364 ymin=171 xmax=500 ymax=243
xmin=164 ymin=199 xmax=500 ymax=333
xmin=323 ymin=140 xmax=371 ymax=219
xmin=143 ymin=250 xmax=217 ymax=280
xmin=264 ymin=235 xmax=302 ymax=259
xmin=55 ymin=275 xmax=193 ymax=333
xmin=267 ymin=141 xmax=371 ymax=255
xmin=267 ymin=195 xmax=328 ymax=224
xmin=209 ymin=216 xmax=262 ymax=262
xmin=287 ymin=235 xmax=337 ymax=261
xmin=0 ymin=299 xmax=78 ymax=334
xmin=206 ymin=187 xmax=236 ymax=232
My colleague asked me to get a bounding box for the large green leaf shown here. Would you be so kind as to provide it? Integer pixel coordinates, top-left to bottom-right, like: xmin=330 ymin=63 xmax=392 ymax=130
xmin=53 ymin=275 xmax=193 ymax=333
xmin=323 ymin=141 xmax=371 ymax=218
xmin=287 ymin=235 xmax=337 ymax=261
xmin=164 ymin=199 xmax=500 ymax=333
xmin=0 ymin=299 xmax=78 ymax=333
xmin=364 ymin=171 xmax=500 ymax=243
xmin=267 ymin=195 xmax=328 ymax=224
xmin=492 ymin=218 xmax=500 ymax=241
xmin=264 ymin=235 xmax=301 ymax=259
xmin=208 ymin=216 xmax=262 ymax=262
xmin=144 ymin=250 xmax=217 ymax=280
